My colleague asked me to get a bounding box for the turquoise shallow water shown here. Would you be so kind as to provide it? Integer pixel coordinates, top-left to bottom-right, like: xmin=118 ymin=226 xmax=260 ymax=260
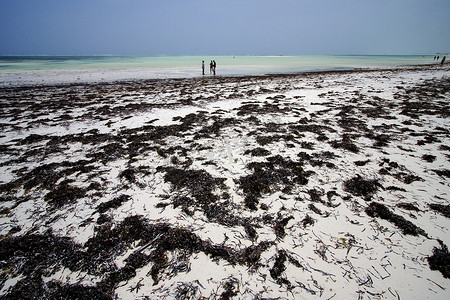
xmin=0 ymin=54 xmax=435 ymax=72
xmin=0 ymin=55 xmax=437 ymax=86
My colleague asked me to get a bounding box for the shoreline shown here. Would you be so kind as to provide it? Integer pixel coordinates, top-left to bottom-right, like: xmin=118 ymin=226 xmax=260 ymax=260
xmin=0 ymin=65 xmax=449 ymax=299
xmin=1 ymin=62 xmax=448 ymax=89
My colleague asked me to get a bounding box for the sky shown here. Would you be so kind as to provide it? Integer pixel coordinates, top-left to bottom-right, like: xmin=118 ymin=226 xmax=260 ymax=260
xmin=0 ymin=0 xmax=449 ymax=56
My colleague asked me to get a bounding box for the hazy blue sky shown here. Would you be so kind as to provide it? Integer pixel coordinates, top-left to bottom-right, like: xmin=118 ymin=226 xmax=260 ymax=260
xmin=1 ymin=0 xmax=449 ymax=55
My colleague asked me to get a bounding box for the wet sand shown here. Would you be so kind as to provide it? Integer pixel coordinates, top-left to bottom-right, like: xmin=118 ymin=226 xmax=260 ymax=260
xmin=0 ymin=65 xmax=449 ymax=299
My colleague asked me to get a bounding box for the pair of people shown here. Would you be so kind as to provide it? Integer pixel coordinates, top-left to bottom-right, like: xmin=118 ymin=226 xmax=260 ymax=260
xmin=202 ymin=60 xmax=216 ymax=75
xmin=433 ymin=55 xmax=447 ymax=65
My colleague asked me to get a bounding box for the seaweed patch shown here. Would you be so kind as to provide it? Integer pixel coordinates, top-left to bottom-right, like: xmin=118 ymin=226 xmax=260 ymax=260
xmin=237 ymin=155 xmax=312 ymax=210
xmin=429 ymin=203 xmax=450 ymax=218
xmin=44 ymin=181 xmax=87 ymax=208
xmin=396 ymin=202 xmax=420 ymax=212
xmin=159 ymin=167 xmax=227 ymax=217
xmin=343 ymin=175 xmax=381 ymax=200
xmin=330 ymin=134 xmax=360 ymax=153
xmin=244 ymin=147 xmax=271 ymax=157
xmin=97 ymin=194 xmax=131 ymax=213
xmin=427 ymin=240 xmax=450 ymax=279
xmin=365 ymin=202 xmax=427 ymax=236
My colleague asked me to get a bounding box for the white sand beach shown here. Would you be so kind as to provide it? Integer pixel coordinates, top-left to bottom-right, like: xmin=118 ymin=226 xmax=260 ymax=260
xmin=0 ymin=65 xmax=449 ymax=299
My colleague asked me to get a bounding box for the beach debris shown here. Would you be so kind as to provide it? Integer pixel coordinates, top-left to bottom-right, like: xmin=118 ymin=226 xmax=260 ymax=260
xmin=273 ymin=215 xmax=294 ymax=239
xmin=422 ymin=154 xmax=437 ymax=163
xmin=119 ymin=166 xmax=149 ymax=183
xmin=1 ymin=67 xmax=449 ymax=299
xmin=297 ymin=151 xmax=338 ymax=168
xmin=377 ymin=158 xmax=425 ymax=184
xmin=396 ymin=173 xmax=424 ymax=184
xmin=1 ymin=159 xmax=92 ymax=194
xmin=433 ymin=169 xmax=450 ymax=178
xmin=396 ymin=202 xmax=420 ymax=212
xmin=237 ymin=155 xmax=312 ymax=210
xmin=343 ymin=175 xmax=381 ymax=200
xmin=365 ymin=202 xmax=427 ymax=237
xmin=0 ymin=231 xmax=111 ymax=299
xmin=158 ymin=166 xmax=237 ymax=223
xmin=428 ymin=203 xmax=450 ymax=218
xmin=399 ymin=77 xmax=450 ymax=118
xmin=301 ymin=215 xmax=315 ymax=228
xmin=385 ymin=185 xmax=407 ymax=192
xmin=308 ymin=203 xmax=323 ymax=215
xmin=244 ymin=147 xmax=271 ymax=157
xmin=219 ymin=276 xmax=240 ymax=299
xmin=366 ymin=132 xmax=391 ymax=148
xmin=44 ymin=180 xmax=87 ymax=208
xmin=0 ymin=214 xmax=278 ymax=298
xmin=330 ymin=134 xmax=360 ymax=153
xmin=270 ymin=250 xmax=288 ymax=284
xmin=354 ymin=159 xmax=370 ymax=166
xmin=243 ymin=222 xmax=258 ymax=241
xmin=96 ymin=194 xmax=131 ymax=214
xmin=174 ymin=282 xmax=201 ymax=299
xmin=4 ymin=277 xmax=111 ymax=300
xmin=427 ymin=240 xmax=450 ymax=279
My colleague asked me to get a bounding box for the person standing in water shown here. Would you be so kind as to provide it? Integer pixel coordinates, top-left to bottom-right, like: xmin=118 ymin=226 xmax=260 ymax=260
xmin=202 ymin=60 xmax=205 ymax=75
xmin=441 ymin=56 xmax=446 ymax=65
xmin=210 ymin=61 xmax=213 ymax=74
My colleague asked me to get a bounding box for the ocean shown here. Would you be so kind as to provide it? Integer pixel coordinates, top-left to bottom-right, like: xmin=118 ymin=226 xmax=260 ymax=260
xmin=0 ymin=55 xmax=436 ymax=86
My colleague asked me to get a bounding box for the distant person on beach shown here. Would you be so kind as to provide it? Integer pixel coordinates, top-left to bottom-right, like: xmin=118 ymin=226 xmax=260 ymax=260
xmin=441 ymin=56 xmax=446 ymax=65
xmin=213 ymin=60 xmax=216 ymax=75
xmin=202 ymin=60 xmax=205 ymax=75
xmin=210 ymin=61 xmax=213 ymax=74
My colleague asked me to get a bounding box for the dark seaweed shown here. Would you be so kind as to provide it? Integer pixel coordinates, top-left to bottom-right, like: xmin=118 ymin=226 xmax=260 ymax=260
xmin=97 ymin=194 xmax=131 ymax=213
xmin=422 ymin=154 xmax=437 ymax=163
xmin=0 ymin=215 xmax=279 ymax=298
xmin=301 ymin=215 xmax=315 ymax=228
xmin=297 ymin=151 xmax=338 ymax=169
xmin=273 ymin=215 xmax=294 ymax=239
xmin=244 ymin=147 xmax=271 ymax=157
xmin=119 ymin=166 xmax=150 ymax=184
xmin=385 ymin=186 xmax=407 ymax=192
xmin=270 ymin=250 xmax=287 ymax=282
xmin=343 ymin=175 xmax=381 ymax=200
xmin=5 ymin=277 xmax=112 ymax=300
xmin=330 ymin=134 xmax=360 ymax=153
xmin=399 ymin=173 xmax=424 ymax=184
xmin=396 ymin=202 xmax=420 ymax=212
xmin=44 ymin=181 xmax=87 ymax=208
xmin=365 ymin=202 xmax=427 ymax=236
xmin=1 ymin=160 xmax=95 ymax=195
xmin=427 ymin=240 xmax=450 ymax=279
xmin=159 ymin=167 xmax=230 ymax=222
xmin=433 ymin=169 xmax=450 ymax=178
xmin=399 ymin=77 xmax=450 ymax=118
xmin=354 ymin=160 xmax=370 ymax=166
xmin=219 ymin=278 xmax=239 ymax=300
xmin=308 ymin=203 xmax=323 ymax=215
xmin=237 ymin=155 xmax=312 ymax=210
xmin=244 ymin=222 xmax=258 ymax=241
xmin=429 ymin=203 xmax=450 ymax=218
xmin=366 ymin=132 xmax=391 ymax=148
